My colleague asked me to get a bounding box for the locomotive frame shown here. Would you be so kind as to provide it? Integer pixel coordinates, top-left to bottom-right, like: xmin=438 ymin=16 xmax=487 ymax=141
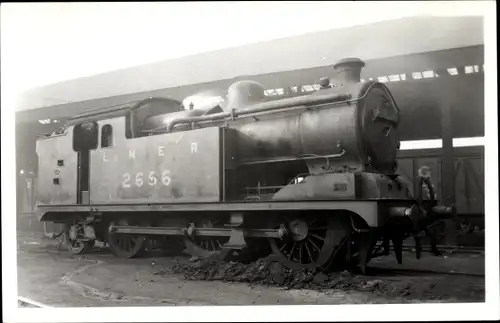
xmin=34 ymin=58 xmax=455 ymax=273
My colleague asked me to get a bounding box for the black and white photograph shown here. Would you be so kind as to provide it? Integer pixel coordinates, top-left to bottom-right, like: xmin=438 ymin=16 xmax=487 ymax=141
xmin=2 ymin=1 xmax=498 ymax=322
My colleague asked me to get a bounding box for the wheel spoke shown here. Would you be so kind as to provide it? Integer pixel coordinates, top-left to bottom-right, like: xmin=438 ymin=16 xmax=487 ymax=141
xmin=184 ymin=218 xmax=231 ymax=260
xmin=108 ymin=233 xmax=145 ymax=258
xmin=310 ymin=233 xmax=325 ymax=241
xmin=66 ymin=224 xmax=94 ymax=255
xmin=308 ymin=219 xmax=318 ymax=226
xmin=268 ymin=216 xmax=348 ymax=270
xmin=288 ymin=242 xmax=297 ymax=260
xmin=305 ymin=242 xmax=314 ymax=263
xmin=308 ymin=237 xmax=321 ymax=251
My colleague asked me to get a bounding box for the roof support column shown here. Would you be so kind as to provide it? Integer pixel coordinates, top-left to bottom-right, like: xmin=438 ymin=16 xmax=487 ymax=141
xmin=441 ymin=96 xmax=457 ymax=245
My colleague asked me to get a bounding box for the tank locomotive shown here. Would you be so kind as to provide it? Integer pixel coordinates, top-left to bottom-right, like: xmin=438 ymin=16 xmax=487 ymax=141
xmin=35 ymin=58 xmax=454 ymax=272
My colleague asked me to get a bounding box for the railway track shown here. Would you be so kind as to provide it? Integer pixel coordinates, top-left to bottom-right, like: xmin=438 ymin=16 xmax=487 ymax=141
xmin=401 ymin=244 xmax=484 ymax=254
xmin=18 ymin=296 xmax=52 ymax=308
xmin=369 ymin=266 xmax=485 ymax=278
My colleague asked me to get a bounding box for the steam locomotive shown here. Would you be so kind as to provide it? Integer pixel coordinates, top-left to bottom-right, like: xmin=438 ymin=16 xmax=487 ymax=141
xmin=35 ymin=58 xmax=455 ymax=273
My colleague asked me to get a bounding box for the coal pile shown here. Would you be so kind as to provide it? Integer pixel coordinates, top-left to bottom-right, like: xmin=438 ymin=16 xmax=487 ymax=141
xmin=170 ymin=258 xmax=330 ymax=288
xmin=159 ymin=258 xmax=467 ymax=300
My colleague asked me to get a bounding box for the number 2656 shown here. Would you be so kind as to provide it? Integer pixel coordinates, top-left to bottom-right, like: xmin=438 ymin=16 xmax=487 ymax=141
xmin=122 ymin=170 xmax=171 ymax=188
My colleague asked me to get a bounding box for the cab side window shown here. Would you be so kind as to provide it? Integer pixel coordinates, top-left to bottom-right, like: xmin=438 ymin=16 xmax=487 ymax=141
xmin=73 ymin=122 xmax=98 ymax=151
xmin=101 ymin=124 xmax=113 ymax=148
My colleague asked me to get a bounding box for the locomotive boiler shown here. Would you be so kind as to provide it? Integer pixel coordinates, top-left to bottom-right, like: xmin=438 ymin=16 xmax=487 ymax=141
xmin=35 ymin=57 xmax=455 ymax=272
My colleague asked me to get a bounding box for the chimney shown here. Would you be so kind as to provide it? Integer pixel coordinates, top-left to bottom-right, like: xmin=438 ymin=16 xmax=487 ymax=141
xmin=333 ymin=58 xmax=365 ymax=84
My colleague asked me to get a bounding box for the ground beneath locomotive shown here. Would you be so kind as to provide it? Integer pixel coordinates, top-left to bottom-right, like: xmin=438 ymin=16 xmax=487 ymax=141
xmin=165 ymin=254 xmax=484 ymax=303
xmin=16 ymin=233 xmax=484 ymax=306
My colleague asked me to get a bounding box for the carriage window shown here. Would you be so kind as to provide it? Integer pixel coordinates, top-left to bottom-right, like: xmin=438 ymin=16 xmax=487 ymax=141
xmin=101 ymin=124 xmax=113 ymax=148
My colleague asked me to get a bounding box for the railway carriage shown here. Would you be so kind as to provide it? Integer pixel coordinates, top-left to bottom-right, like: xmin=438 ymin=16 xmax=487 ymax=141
xmin=35 ymin=58 xmax=455 ymax=272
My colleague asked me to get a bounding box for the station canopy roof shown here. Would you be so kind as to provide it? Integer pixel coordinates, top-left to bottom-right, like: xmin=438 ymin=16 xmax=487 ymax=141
xmin=16 ymin=16 xmax=484 ymax=118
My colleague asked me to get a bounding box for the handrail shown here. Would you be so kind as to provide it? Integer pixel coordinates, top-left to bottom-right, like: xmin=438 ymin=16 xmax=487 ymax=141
xmin=145 ymin=104 xmax=311 ymax=134
xmin=166 ymin=92 xmax=352 ymax=132
xmin=238 ymin=150 xmax=347 ymax=166
xmin=164 ymin=81 xmax=394 ymax=133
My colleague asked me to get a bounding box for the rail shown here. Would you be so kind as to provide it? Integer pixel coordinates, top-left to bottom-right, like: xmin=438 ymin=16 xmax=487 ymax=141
xmin=401 ymin=244 xmax=484 ymax=254
xmin=370 ymin=267 xmax=485 ymax=278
